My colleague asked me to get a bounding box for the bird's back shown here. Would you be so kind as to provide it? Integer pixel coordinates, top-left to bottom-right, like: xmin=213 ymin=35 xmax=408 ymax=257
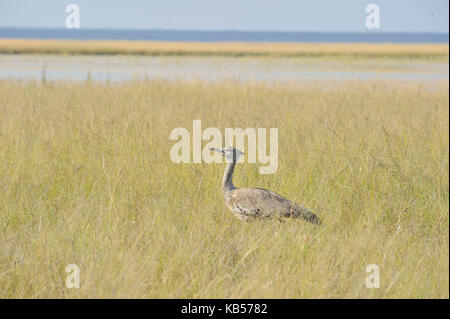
xmin=224 ymin=187 xmax=321 ymax=224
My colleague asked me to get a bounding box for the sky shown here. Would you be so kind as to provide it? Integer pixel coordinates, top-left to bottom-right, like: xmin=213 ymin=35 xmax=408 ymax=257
xmin=0 ymin=0 xmax=448 ymax=33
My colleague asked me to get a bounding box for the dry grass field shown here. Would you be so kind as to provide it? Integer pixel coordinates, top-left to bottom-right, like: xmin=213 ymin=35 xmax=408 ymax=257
xmin=0 ymin=39 xmax=448 ymax=60
xmin=0 ymin=79 xmax=448 ymax=298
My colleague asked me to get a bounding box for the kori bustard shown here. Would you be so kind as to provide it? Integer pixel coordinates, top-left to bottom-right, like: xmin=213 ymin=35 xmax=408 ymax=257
xmin=210 ymin=147 xmax=321 ymax=225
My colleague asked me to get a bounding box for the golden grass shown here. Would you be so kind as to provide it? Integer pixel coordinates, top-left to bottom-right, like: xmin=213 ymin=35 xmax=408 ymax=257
xmin=0 ymin=39 xmax=448 ymax=60
xmin=0 ymin=79 xmax=448 ymax=298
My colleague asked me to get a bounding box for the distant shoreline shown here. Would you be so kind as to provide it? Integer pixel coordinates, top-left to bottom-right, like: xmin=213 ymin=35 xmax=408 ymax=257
xmin=0 ymin=39 xmax=448 ymax=60
xmin=0 ymin=28 xmax=448 ymax=43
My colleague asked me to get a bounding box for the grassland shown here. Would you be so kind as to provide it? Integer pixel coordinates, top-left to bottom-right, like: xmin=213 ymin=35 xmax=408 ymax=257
xmin=0 ymin=39 xmax=448 ymax=60
xmin=0 ymin=78 xmax=448 ymax=298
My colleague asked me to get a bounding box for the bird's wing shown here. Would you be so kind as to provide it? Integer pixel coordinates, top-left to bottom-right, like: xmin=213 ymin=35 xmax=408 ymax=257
xmin=226 ymin=187 xmax=294 ymax=218
xmin=226 ymin=188 xmax=321 ymax=224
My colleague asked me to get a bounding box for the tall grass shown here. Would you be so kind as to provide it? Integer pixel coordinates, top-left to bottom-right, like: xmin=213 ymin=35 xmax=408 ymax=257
xmin=0 ymin=79 xmax=448 ymax=298
xmin=0 ymin=39 xmax=448 ymax=60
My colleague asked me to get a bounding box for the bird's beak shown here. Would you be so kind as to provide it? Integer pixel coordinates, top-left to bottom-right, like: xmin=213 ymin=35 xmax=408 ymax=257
xmin=209 ymin=147 xmax=223 ymax=155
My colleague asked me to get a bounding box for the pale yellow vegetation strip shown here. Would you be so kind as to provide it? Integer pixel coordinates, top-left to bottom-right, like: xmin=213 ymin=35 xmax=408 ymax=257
xmin=0 ymin=39 xmax=448 ymax=58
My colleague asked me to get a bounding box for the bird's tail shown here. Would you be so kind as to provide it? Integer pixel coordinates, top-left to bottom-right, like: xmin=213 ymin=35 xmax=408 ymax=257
xmin=292 ymin=205 xmax=321 ymax=225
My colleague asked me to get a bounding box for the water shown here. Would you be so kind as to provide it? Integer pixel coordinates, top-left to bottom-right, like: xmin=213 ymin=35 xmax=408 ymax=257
xmin=0 ymin=54 xmax=448 ymax=83
xmin=1 ymin=28 xmax=448 ymax=43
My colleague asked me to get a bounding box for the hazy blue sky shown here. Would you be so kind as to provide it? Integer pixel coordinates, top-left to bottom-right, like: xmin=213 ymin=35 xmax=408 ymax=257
xmin=0 ymin=0 xmax=448 ymax=32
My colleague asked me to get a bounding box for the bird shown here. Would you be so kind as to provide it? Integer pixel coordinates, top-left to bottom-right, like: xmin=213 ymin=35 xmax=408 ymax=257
xmin=210 ymin=147 xmax=321 ymax=225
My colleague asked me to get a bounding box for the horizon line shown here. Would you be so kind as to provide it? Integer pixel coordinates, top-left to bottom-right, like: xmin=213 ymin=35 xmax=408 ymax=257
xmin=0 ymin=27 xmax=448 ymax=35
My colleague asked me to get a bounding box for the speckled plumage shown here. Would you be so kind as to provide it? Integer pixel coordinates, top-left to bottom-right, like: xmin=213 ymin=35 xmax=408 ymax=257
xmin=211 ymin=147 xmax=321 ymax=225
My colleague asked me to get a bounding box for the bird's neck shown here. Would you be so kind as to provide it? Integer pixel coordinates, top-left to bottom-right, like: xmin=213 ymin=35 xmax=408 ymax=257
xmin=222 ymin=161 xmax=236 ymax=193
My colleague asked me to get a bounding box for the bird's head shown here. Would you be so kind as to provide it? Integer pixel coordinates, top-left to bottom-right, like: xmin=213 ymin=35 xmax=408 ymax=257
xmin=209 ymin=147 xmax=244 ymax=163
